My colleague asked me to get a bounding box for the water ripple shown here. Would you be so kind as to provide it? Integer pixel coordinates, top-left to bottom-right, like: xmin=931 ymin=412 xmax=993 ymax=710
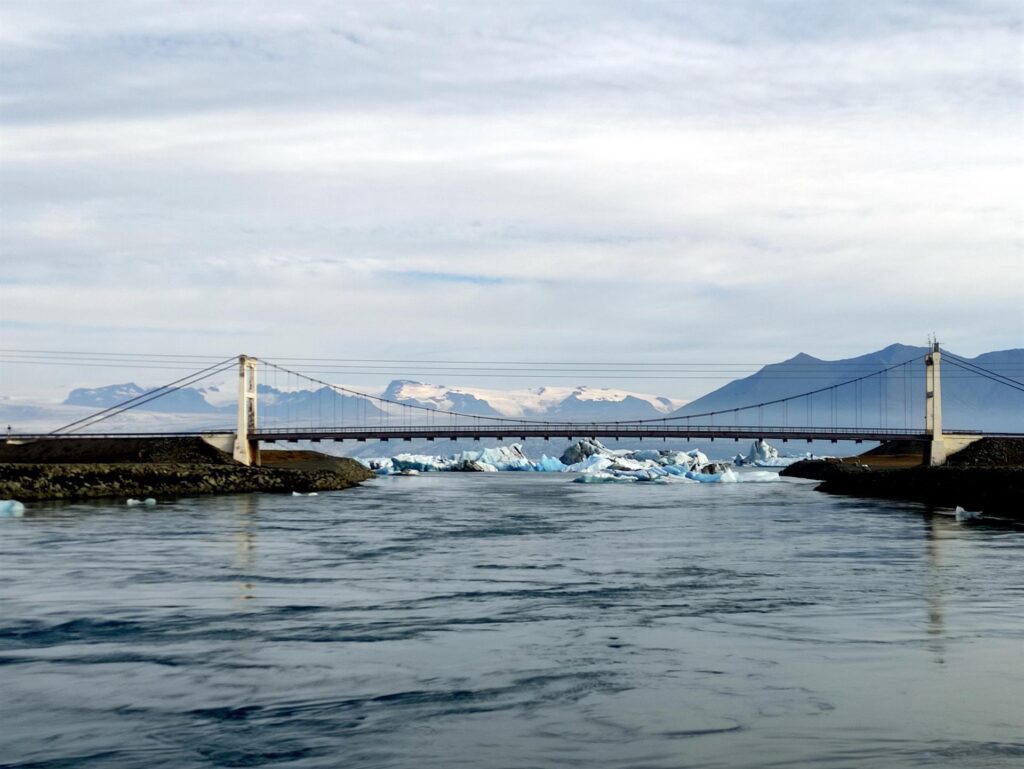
xmin=1 ymin=474 xmax=1022 ymax=768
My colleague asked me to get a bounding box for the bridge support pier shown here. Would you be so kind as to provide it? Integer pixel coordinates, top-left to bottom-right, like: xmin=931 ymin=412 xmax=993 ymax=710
xmin=924 ymin=342 xmax=945 ymax=466
xmin=233 ymin=355 xmax=261 ymax=467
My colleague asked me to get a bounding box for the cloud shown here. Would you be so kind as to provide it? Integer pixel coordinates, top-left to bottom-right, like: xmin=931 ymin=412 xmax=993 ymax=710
xmin=393 ymin=271 xmax=509 ymax=286
xmin=0 ymin=1 xmax=1021 ymax=396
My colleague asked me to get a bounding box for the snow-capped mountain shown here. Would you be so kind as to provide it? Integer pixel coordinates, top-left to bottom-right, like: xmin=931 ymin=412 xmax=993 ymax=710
xmin=381 ymin=381 xmax=503 ymax=417
xmin=54 ymin=379 xmax=687 ymax=423
xmin=378 ymin=380 xmax=686 ymax=420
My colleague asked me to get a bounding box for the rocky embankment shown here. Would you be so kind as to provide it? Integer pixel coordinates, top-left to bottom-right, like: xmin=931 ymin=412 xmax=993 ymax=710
xmin=0 ymin=438 xmax=374 ymax=502
xmin=781 ymin=438 xmax=1024 ymax=519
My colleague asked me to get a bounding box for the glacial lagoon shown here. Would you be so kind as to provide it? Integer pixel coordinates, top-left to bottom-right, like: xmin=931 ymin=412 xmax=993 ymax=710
xmin=1 ymin=472 xmax=1022 ymax=768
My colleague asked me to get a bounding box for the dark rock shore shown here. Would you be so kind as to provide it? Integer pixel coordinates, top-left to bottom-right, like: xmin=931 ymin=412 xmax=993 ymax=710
xmin=782 ymin=445 xmax=1024 ymax=520
xmin=0 ymin=438 xmax=374 ymax=502
xmin=0 ymin=436 xmax=233 ymax=465
xmin=947 ymin=438 xmax=1024 ymax=468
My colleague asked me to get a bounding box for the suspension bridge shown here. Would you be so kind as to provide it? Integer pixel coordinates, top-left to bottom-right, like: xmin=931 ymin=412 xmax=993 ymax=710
xmin=7 ymin=344 xmax=1024 ymax=467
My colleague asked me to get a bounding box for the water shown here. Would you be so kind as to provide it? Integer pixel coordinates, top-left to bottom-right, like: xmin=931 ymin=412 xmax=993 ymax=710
xmin=1 ymin=473 xmax=1022 ymax=768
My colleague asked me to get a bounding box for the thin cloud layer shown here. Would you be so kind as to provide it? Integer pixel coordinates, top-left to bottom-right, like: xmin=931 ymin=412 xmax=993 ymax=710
xmin=1 ymin=1 xmax=1021 ymax=396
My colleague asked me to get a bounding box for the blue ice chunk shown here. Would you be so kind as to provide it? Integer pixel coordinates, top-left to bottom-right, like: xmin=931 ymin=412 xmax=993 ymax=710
xmin=0 ymin=500 xmax=26 ymax=517
xmin=685 ymin=470 xmax=722 ymax=483
xmin=535 ymin=455 xmax=567 ymax=472
xmin=573 ymin=472 xmax=636 ymax=484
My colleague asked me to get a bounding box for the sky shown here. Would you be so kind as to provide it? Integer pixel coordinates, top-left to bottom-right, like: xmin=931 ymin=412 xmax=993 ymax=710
xmin=0 ymin=0 xmax=1021 ymax=399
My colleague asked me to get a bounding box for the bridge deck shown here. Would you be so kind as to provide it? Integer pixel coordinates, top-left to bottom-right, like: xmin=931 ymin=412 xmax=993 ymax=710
xmin=251 ymin=425 xmax=940 ymax=444
xmin=9 ymin=427 xmax=1021 ymax=445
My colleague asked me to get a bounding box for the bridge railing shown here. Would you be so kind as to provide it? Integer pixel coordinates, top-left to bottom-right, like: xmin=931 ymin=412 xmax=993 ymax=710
xmin=11 ymin=426 xmax=1012 ymax=443
xmin=249 ymin=423 xmax=936 ymax=440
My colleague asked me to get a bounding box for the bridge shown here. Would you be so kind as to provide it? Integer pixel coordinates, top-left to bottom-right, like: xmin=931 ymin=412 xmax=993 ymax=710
xmin=9 ymin=343 xmax=1024 ymax=467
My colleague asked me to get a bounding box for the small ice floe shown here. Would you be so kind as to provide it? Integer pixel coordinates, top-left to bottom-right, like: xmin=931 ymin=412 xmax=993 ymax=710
xmin=681 ymin=468 xmax=740 ymax=484
xmin=126 ymin=498 xmax=158 ymax=507
xmin=954 ymin=506 xmax=983 ymax=522
xmin=0 ymin=500 xmax=26 ymax=517
xmin=738 ymin=470 xmax=782 ymax=483
xmin=291 ymin=491 xmax=320 ymax=496
xmin=398 ymin=469 xmax=420 ymax=477
xmin=573 ymin=472 xmax=637 ymax=484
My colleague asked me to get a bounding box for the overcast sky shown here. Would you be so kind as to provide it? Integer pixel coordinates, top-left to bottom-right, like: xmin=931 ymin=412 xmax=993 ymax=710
xmin=1 ymin=0 xmax=1021 ymax=398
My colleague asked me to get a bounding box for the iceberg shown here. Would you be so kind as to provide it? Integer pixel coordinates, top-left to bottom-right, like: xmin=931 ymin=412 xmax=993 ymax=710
xmin=565 ymin=454 xmax=615 ymax=474
xmin=684 ymin=470 xmax=723 ymax=483
xmin=361 ymin=457 xmax=398 ymax=475
xmin=733 ymin=439 xmax=803 ymax=468
xmin=682 ymin=467 xmax=740 ymax=483
xmin=392 ymin=453 xmax=448 ymax=472
xmin=561 ymin=439 xmax=735 ymax=483
xmin=954 ymin=505 xmax=982 ymax=522
xmin=738 ymin=470 xmax=782 ymax=483
xmin=535 ymin=455 xmax=567 ymax=472
xmin=615 ymin=468 xmax=669 ymax=482
xmin=685 ymin=449 xmax=710 ymax=468
xmin=363 ymin=438 xmax=757 ymax=485
xmin=747 ymin=439 xmax=779 ymax=464
xmin=630 ymin=449 xmax=664 ymax=463
xmin=455 ymin=444 xmax=535 ymax=471
xmin=559 ymin=437 xmax=609 ymax=465
xmin=449 ymin=458 xmax=496 ymax=472
xmin=573 ymin=472 xmax=637 ymax=484
xmin=0 ymin=499 xmax=26 ymax=517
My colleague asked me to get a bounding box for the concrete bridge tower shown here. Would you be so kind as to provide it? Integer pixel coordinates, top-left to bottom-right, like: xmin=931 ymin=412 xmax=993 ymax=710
xmin=924 ymin=341 xmax=945 ymax=466
xmin=233 ymin=355 xmax=260 ymax=466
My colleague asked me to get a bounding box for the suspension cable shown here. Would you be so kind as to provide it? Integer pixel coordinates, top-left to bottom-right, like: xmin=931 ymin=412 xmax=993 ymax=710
xmin=942 ymin=351 xmax=1024 ymax=391
xmin=618 ymin=355 xmax=923 ymax=426
xmin=50 ymin=357 xmax=239 ymax=434
xmin=257 ymin=354 xmax=925 ymax=428
xmin=944 ymin=356 xmax=1024 ymax=394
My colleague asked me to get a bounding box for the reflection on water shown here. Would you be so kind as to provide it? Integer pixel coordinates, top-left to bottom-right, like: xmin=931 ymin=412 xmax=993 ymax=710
xmin=1 ymin=475 xmax=1022 ymax=769
xmin=230 ymin=494 xmax=259 ymax=603
xmin=923 ymin=515 xmax=947 ymax=663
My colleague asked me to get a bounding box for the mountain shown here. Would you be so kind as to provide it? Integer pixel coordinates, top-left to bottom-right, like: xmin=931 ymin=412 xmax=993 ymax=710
xmin=60 ymin=382 xmax=384 ymax=423
xmin=377 ymin=380 xmax=684 ymax=420
xmin=544 ymin=392 xmax=676 ymax=421
xmin=49 ymin=345 xmax=1022 ymax=432
xmin=57 ymin=379 xmax=686 ymax=423
xmin=669 ymin=344 xmax=1024 ymax=432
xmin=64 ymin=383 xmax=224 ymax=414
xmin=257 ymin=385 xmax=385 ymax=423
xmin=382 ymin=380 xmax=502 ymax=417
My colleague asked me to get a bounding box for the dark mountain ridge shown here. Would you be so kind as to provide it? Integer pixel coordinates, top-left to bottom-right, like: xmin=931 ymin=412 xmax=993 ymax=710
xmin=671 ymin=344 xmax=1024 ymax=432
